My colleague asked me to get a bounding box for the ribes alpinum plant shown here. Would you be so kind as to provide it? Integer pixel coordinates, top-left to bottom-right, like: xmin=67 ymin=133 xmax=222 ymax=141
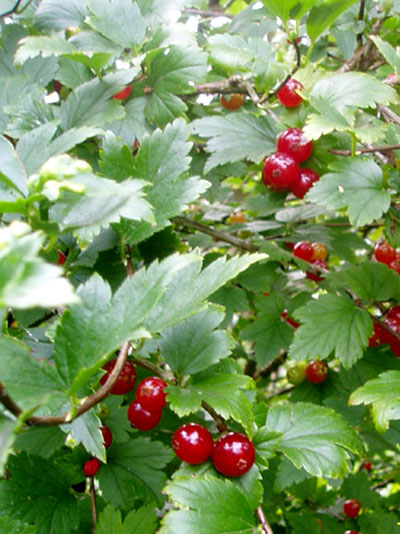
xmin=0 ymin=0 xmax=400 ymax=533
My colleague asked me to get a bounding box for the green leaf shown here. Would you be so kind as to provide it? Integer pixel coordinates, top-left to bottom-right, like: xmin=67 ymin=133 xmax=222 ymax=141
xmin=125 ymin=119 xmax=209 ymax=243
xmin=0 ymin=135 xmax=27 ymax=196
xmin=252 ymin=427 xmax=282 ymax=468
xmin=306 ymin=158 xmax=391 ymax=227
xmin=274 ymin=457 xmax=309 ymax=491
xmin=166 ymin=373 xmax=255 ymax=436
xmin=97 ymin=504 xmax=158 ymax=534
xmin=305 ymin=73 xmax=398 ymax=139
xmin=63 ymin=409 xmax=105 ymax=461
xmin=106 ymin=97 xmax=153 ymax=146
xmin=99 ymin=132 xmax=134 ymax=182
xmin=0 ymin=415 xmax=16 ymax=477
xmin=0 ymin=335 xmax=67 ymax=413
xmin=15 ymin=36 xmax=76 ymax=64
xmin=34 ymin=0 xmax=88 ymax=31
xmin=160 ymin=476 xmax=257 ymax=534
xmin=330 ymin=262 xmax=400 ymax=302
xmin=208 ymin=35 xmax=253 ymax=75
xmin=14 ymin=426 xmax=65 ymax=459
xmin=370 ymin=36 xmax=400 ymax=74
xmin=349 ymin=371 xmax=400 ymax=431
xmin=97 ymin=437 xmax=173 ymax=508
xmin=159 ymin=306 xmax=233 ymax=375
xmin=87 ymin=0 xmax=145 ymax=47
xmin=0 ymin=454 xmax=79 ymax=534
xmin=144 ymin=253 xmax=266 ymax=332
xmin=0 ymin=223 xmax=78 ymax=308
xmin=0 ymin=517 xmax=38 ymax=534
xmin=262 ymin=0 xmax=317 ymax=24
xmin=289 ymin=294 xmax=371 ymax=368
xmin=192 ymin=114 xmax=277 ymax=172
xmin=266 ymin=402 xmax=364 ymax=477
xmin=54 ymin=253 xmax=198 ymax=390
xmin=307 ymin=0 xmax=359 ymax=43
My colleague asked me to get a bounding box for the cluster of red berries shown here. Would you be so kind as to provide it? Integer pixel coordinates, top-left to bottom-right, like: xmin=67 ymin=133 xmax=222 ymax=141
xmin=290 ymin=240 xmax=329 ymax=282
xmin=369 ymin=305 xmax=400 ymax=357
xmin=287 ymin=360 xmax=328 ymax=385
xmin=373 ymin=240 xmax=400 ymax=275
xmin=172 ymin=423 xmax=255 ymax=477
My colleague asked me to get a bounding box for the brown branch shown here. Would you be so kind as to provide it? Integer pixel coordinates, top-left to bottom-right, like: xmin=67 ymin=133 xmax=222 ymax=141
xmin=125 ymin=245 xmax=134 ymax=277
xmin=201 ymin=400 xmax=228 ymax=432
xmin=371 ymin=478 xmax=394 ymax=490
xmin=257 ymin=506 xmax=274 ymax=534
xmin=183 ymin=7 xmax=233 ymax=18
xmin=0 ymin=341 xmax=131 ymax=427
xmin=377 ymin=105 xmax=400 ymax=127
xmin=265 ymin=386 xmax=294 ymax=401
xmin=357 ymin=0 xmax=366 ymax=45
xmin=337 ymin=18 xmax=384 ymax=73
xmin=173 ymin=215 xmax=259 ymax=253
xmin=89 ymin=477 xmax=97 ymax=534
xmin=253 ymin=353 xmax=287 ymax=380
xmin=329 ymin=143 xmax=400 ymax=156
xmin=130 ymin=357 xmax=170 ymax=380
xmin=194 ymin=75 xmax=250 ymax=95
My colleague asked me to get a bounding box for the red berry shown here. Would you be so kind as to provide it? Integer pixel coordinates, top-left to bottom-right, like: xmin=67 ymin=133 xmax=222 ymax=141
xmin=386 ymin=305 xmax=400 ymax=325
xmin=135 ymin=376 xmax=167 ymax=411
xmin=305 ymin=360 xmax=328 ymax=383
xmin=343 ymin=499 xmax=361 ymax=518
xmin=374 ymin=241 xmax=396 ymax=265
xmin=284 ymin=241 xmax=295 ymax=250
xmin=220 ymin=93 xmax=245 ymax=111
xmin=127 ymin=400 xmax=162 ymax=431
xmin=277 ymin=78 xmax=304 ymax=108
xmin=100 ymin=359 xmax=136 ymax=395
xmin=57 ymin=250 xmax=67 ymax=265
xmin=53 ymin=80 xmax=63 ymax=94
xmin=311 ymin=242 xmax=328 ymax=261
xmin=306 ymin=259 xmax=328 ymax=282
xmin=113 ymin=86 xmax=132 ymax=100
xmin=290 ymin=168 xmax=319 ymax=199
xmin=277 ymin=128 xmax=313 ymax=163
xmin=293 ymin=241 xmax=314 ymax=261
xmin=344 ymin=531 xmax=359 ymax=534
xmin=100 ymin=425 xmax=113 ymax=448
xmin=362 ymin=461 xmax=372 ymax=471
xmin=83 ymin=458 xmax=99 ymax=477
xmin=212 ymin=432 xmax=255 ymax=477
xmin=262 ymin=152 xmax=300 ymax=191
xmin=368 ymin=322 xmax=385 ymax=347
xmin=172 ymin=423 xmax=214 ymax=464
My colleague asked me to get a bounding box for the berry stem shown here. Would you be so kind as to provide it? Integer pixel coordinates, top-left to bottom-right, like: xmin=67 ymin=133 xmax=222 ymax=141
xmin=89 ymin=476 xmax=97 ymax=534
xmin=256 ymin=506 xmax=274 ymax=534
xmin=201 ymin=400 xmax=228 ymax=432
xmin=130 ymin=357 xmax=171 ymax=381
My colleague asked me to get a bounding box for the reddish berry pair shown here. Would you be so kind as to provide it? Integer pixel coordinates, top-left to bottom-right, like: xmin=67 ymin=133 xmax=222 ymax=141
xmin=81 ymin=424 xmax=113 ymax=477
xmin=374 ymin=241 xmax=400 ymax=275
xmin=369 ymin=306 xmax=400 ymax=357
xmin=343 ymin=499 xmax=361 ymax=518
xmin=172 ymin=424 xmax=255 ymax=477
xmin=127 ymin=376 xmax=167 ymax=431
xmin=220 ymin=93 xmax=245 ymax=111
xmin=292 ymin=241 xmax=328 ymax=281
xmin=305 ymin=360 xmax=328 ymax=384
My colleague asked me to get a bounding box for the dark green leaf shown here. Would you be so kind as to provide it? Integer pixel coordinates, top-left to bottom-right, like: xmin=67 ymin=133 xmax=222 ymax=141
xmin=307 ymin=0 xmax=359 ymax=43
xmin=97 ymin=504 xmax=158 ymax=534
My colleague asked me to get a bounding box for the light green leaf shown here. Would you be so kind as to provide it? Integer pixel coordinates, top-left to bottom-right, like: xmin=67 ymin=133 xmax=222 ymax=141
xmin=98 ymin=438 xmax=173 ymax=508
xmin=15 ymin=36 xmax=76 ymax=64
xmin=192 ymin=114 xmax=277 ymax=172
xmin=0 ymin=517 xmax=38 ymax=534
xmin=289 ymin=294 xmax=372 ymax=368
xmin=34 ymin=0 xmax=88 ymax=31
xmin=0 ymin=416 xmax=16 ymax=477
xmin=262 ymin=0 xmax=317 ymax=23
xmin=208 ymin=35 xmax=253 ymax=74
xmin=159 ymin=306 xmax=233 ymax=375
xmin=160 ymin=476 xmax=257 ymax=534
xmin=306 ymin=158 xmax=391 ymax=227
xmin=266 ymin=402 xmax=364 ymax=477
xmin=0 ymin=135 xmax=27 ymax=196
xmin=106 ymin=97 xmax=153 ymax=146
xmin=64 ymin=409 xmax=105 ymax=461
xmin=349 ymin=371 xmax=400 ymax=431
xmin=370 ymin=36 xmax=400 ymax=74
xmin=125 ymin=119 xmax=209 ymax=243
xmin=87 ymin=0 xmax=146 ymax=47
xmin=166 ymin=374 xmax=255 ymax=436
xmin=307 ymin=0 xmax=359 ymax=43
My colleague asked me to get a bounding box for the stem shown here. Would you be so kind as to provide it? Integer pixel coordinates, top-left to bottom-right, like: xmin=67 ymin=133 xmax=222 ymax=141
xmin=130 ymin=357 xmax=170 ymax=380
xmin=125 ymin=245 xmax=134 ymax=277
xmin=89 ymin=477 xmax=97 ymax=534
xmin=330 ymin=144 xmax=400 ymax=156
xmin=256 ymin=506 xmax=274 ymax=534
xmin=183 ymin=7 xmax=232 ymax=18
xmin=350 ymin=132 xmax=357 ymax=157
xmin=357 ymin=0 xmax=366 ymax=44
xmin=201 ymin=401 xmax=228 ymax=432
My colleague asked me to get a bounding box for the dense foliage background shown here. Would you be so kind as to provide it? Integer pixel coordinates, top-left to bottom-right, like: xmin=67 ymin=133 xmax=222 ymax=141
xmin=1 ymin=0 xmax=400 ymax=532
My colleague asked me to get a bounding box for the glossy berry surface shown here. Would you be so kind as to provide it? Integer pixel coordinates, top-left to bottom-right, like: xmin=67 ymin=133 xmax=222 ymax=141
xmin=172 ymin=423 xmax=214 ymax=464
xmin=290 ymin=168 xmax=319 ymax=199
xmin=113 ymin=86 xmax=132 ymax=100
xmin=343 ymin=499 xmax=361 ymax=518
xmin=344 ymin=531 xmax=359 ymax=534
xmin=100 ymin=359 xmax=136 ymax=395
xmin=100 ymin=425 xmax=113 ymax=449
xmin=306 ymin=259 xmax=327 ymax=282
xmin=83 ymin=458 xmax=99 ymax=477
xmin=212 ymin=432 xmax=255 ymax=477
xmin=286 ymin=363 xmax=306 ymax=385
xmin=127 ymin=400 xmax=162 ymax=431
xmin=374 ymin=241 xmax=396 ymax=265
xmin=277 ymin=78 xmax=304 ymax=108
xmin=262 ymin=152 xmax=299 ymax=191
xmin=277 ymin=128 xmax=313 ymax=163
xmin=57 ymin=250 xmax=67 ymax=265
xmin=312 ymin=242 xmax=328 ymax=261
xmin=368 ymin=322 xmax=385 ymax=347
xmin=305 ymin=360 xmax=328 ymax=383
xmin=135 ymin=376 xmax=167 ymax=411
xmin=229 ymin=211 xmax=245 ymax=223
xmin=362 ymin=460 xmax=372 ymax=471
xmin=220 ymin=93 xmax=245 ymax=111
xmin=293 ymin=241 xmax=314 ymax=261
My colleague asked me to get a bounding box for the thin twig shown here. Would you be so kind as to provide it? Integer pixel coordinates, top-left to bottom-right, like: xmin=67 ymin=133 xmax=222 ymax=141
xmin=357 ymin=0 xmax=366 ymax=45
xmin=125 ymin=245 xmax=134 ymax=277
xmin=183 ymin=7 xmax=233 ymax=18
xmin=0 ymin=341 xmax=131 ymax=427
xmin=377 ymin=105 xmax=400 ymax=127
xmin=329 ymin=143 xmax=400 ymax=156
xmin=201 ymin=400 xmax=228 ymax=432
xmin=0 ymin=383 xmax=22 ymax=417
xmin=194 ymin=76 xmax=250 ymax=95
xmin=265 ymin=386 xmax=294 ymax=401
xmin=131 ymin=357 xmax=170 ymax=380
xmin=257 ymin=506 xmax=274 ymax=534
xmin=173 ymin=216 xmax=259 ymax=253
xmin=89 ymin=477 xmax=97 ymax=534
xmin=253 ymin=354 xmax=287 ymax=380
